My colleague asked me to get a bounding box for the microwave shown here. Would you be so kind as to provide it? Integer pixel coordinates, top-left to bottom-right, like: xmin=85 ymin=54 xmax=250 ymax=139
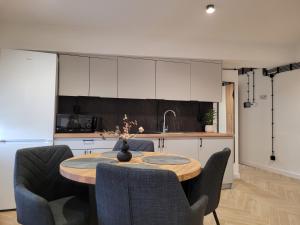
xmin=56 ymin=114 xmax=99 ymax=133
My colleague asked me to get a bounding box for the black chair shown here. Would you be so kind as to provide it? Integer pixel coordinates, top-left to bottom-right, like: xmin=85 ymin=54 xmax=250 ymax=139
xmin=14 ymin=145 xmax=90 ymax=225
xmin=185 ymin=148 xmax=231 ymax=225
xmin=95 ymin=163 xmax=208 ymax=225
xmin=112 ymin=139 xmax=154 ymax=152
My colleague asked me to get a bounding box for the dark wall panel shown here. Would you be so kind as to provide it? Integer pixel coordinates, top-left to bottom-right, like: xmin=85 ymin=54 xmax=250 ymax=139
xmin=57 ymin=96 xmax=213 ymax=132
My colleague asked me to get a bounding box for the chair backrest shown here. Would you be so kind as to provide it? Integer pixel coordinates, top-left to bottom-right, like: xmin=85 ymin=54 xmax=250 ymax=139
xmin=187 ymin=148 xmax=231 ymax=214
xmin=96 ymin=163 xmax=195 ymax=225
xmin=112 ymin=139 xmax=154 ymax=152
xmin=14 ymin=145 xmax=78 ymax=201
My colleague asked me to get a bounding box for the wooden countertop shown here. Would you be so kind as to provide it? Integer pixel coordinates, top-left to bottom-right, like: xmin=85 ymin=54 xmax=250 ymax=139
xmin=54 ymin=132 xmax=233 ymax=139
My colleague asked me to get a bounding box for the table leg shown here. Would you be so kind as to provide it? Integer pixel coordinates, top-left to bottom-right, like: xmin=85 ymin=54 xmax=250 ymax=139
xmin=89 ymin=185 xmax=98 ymax=225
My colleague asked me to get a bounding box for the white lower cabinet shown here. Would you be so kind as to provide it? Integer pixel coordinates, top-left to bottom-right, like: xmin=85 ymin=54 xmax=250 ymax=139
xmin=161 ymin=138 xmax=199 ymax=160
xmin=139 ymin=138 xmax=160 ymax=152
xmin=199 ymin=138 xmax=234 ymax=186
xmin=72 ymin=150 xmax=88 ymax=157
xmin=154 ymin=137 xmax=234 ymax=186
xmin=54 ymin=138 xmax=118 ymax=156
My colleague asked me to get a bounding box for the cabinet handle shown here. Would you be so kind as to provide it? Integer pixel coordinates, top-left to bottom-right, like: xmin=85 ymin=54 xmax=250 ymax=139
xmin=90 ymin=150 xmax=92 ymax=154
xmin=162 ymin=138 xmax=165 ymax=149
xmin=84 ymin=150 xmax=87 ymax=154
xmin=158 ymin=138 xmax=161 ymax=149
xmin=200 ymin=138 xmax=203 ymax=148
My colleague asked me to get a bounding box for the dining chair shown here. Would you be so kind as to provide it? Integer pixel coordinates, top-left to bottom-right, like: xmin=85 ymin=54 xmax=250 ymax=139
xmin=95 ymin=163 xmax=208 ymax=225
xmin=112 ymin=139 xmax=154 ymax=152
xmin=14 ymin=145 xmax=90 ymax=225
xmin=185 ymin=148 xmax=231 ymax=225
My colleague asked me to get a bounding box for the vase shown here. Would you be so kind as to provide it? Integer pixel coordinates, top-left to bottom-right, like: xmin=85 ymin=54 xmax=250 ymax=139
xmin=117 ymin=140 xmax=132 ymax=162
xmin=205 ymin=125 xmax=215 ymax=133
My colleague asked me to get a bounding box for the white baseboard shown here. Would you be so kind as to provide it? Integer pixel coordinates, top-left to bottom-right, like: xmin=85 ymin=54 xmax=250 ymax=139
xmin=241 ymin=160 xmax=300 ymax=180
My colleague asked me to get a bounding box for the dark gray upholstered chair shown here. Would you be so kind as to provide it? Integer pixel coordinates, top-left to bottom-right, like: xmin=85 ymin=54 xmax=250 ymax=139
xmin=112 ymin=139 xmax=154 ymax=152
xmin=185 ymin=148 xmax=231 ymax=225
xmin=14 ymin=145 xmax=90 ymax=225
xmin=95 ymin=163 xmax=208 ymax=225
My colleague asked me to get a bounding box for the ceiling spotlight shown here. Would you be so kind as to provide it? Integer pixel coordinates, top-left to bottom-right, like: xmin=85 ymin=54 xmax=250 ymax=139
xmin=206 ymin=4 xmax=215 ymax=14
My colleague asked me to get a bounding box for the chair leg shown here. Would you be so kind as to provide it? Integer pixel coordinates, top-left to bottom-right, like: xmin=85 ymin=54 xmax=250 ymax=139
xmin=213 ymin=210 xmax=220 ymax=225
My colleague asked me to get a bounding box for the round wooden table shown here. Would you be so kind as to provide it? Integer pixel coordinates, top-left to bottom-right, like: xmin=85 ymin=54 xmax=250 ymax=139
xmin=60 ymin=152 xmax=201 ymax=225
xmin=60 ymin=151 xmax=202 ymax=184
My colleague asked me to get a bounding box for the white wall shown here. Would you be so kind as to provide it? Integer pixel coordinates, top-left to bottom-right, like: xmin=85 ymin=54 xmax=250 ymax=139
xmin=0 ymin=23 xmax=296 ymax=68
xmin=296 ymin=44 xmax=300 ymax=61
xmin=222 ymin=70 xmax=240 ymax=178
xmin=239 ymin=69 xmax=300 ymax=179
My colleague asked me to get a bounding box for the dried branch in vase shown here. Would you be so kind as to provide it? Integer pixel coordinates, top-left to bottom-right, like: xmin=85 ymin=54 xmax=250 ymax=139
xmin=102 ymin=114 xmax=144 ymax=140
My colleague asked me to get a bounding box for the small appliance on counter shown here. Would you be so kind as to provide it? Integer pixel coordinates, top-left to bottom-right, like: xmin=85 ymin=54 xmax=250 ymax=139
xmin=56 ymin=114 xmax=101 ymax=133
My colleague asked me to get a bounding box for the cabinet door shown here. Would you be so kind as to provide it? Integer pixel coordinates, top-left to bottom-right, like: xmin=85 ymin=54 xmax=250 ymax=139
xmin=89 ymin=57 xmax=117 ymax=97
xmin=0 ymin=50 xmax=57 ymax=140
xmin=162 ymin=138 xmax=199 ymax=160
xmin=54 ymin=138 xmax=90 ymax=150
xmin=72 ymin=149 xmax=88 ymax=157
xmin=118 ymin=57 xmax=156 ymax=99
xmin=55 ymin=138 xmax=118 ymax=155
xmin=93 ymin=138 xmax=117 ymax=152
xmin=59 ymin=55 xmax=89 ymax=96
xmin=156 ymin=61 xmax=191 ymax=101
xmin=191 ymin=61 xmax=222 ymax=102
xmin=199 ymin=138 xmax=233 ymax=184
xmin=139 ymin=138 xmax=160 ymax=152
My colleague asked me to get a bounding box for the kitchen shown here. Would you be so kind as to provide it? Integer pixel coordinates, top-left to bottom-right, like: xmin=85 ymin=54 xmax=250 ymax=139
xmin=1 ymin=1 xmax=300 ymax=225
xmin=0 ymin=49 xmax=236 ymax=213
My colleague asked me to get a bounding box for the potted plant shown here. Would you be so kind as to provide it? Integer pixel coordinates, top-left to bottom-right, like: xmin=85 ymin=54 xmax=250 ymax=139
xmin=203 ymin=109 xmax=216 ymax=132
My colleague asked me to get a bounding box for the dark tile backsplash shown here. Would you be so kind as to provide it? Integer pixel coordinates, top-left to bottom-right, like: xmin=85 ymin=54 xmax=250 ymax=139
xmin=57 ymin=96 xmax=213 ymax=132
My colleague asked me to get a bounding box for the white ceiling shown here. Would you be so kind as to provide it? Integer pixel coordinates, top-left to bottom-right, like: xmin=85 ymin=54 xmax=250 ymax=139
xmin=1 ymin=0 xmax=300 ymax=67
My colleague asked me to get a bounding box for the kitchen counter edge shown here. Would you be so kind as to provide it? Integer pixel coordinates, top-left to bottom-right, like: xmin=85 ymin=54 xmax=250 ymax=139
xmin=54 ymin=132 xmax=233 ymax=139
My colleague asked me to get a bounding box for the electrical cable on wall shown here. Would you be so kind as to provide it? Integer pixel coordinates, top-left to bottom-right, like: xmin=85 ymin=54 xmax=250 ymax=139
xmin=263 ymin=69 xmax=278 ymax=161
xmin=252 ymin=71 xmax=255 ymax=105
xmin=244 ymin=73 xmax=252 ymax=108
xmin=270 ymin=74 xmax=276 ymax=160
xmin=260 ymin=64 xmax=300 ymax=161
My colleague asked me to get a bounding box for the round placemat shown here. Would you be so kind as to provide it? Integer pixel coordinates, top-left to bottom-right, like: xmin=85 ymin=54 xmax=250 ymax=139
xmin=117 ymin=163 xmax=159 ymax=170
xmin=61 ymin=158 xmax=117 ymax=169
xmin=142 ymin=155 xmax=191 ymax=165
xmin=101 ymin=151 xmax=144 ymax=158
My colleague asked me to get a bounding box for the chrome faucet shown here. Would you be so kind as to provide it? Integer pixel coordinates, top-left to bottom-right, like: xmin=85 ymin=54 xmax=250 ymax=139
xmin=162 ymin=110 xmax=176 ymax=133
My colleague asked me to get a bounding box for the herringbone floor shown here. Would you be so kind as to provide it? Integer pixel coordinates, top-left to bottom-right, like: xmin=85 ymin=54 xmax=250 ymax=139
xmin=1 ymin=165 xmax=300 ymax=225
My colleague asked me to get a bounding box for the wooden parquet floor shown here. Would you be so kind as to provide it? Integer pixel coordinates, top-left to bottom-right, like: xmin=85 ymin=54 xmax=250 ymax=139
xmin=1 ymin=165 xmax=300 ymax=225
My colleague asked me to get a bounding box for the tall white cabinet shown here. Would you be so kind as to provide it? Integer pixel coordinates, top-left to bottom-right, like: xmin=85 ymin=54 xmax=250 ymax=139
xmin=156 ymin=61 xmax=191 ymax=101
xmin=59 ymin=55 xmax=89 ymax=96
xmin=89 ymin=57 xmax=118 ymax=97
xmin=118 ymin=57 xmax=156 ymax=99
xmin=191 ymin=61 xmax=222 ymax=102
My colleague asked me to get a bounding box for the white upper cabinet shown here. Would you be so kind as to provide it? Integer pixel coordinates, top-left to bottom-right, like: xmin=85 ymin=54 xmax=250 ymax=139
xmin=59 ymin=55 xmax=89 ymax=96
xmin=118 ymin=57 xmax=156 ymax=99
xmin=156 ymin=61 xmax=191 ymax=101
xmin=58 ymin=54 xmax=222 ymax=101
xmin=89 ymin=57 xmax=117 ymax=97
xmin=191 ymin=61 xmax=222 ymax=102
